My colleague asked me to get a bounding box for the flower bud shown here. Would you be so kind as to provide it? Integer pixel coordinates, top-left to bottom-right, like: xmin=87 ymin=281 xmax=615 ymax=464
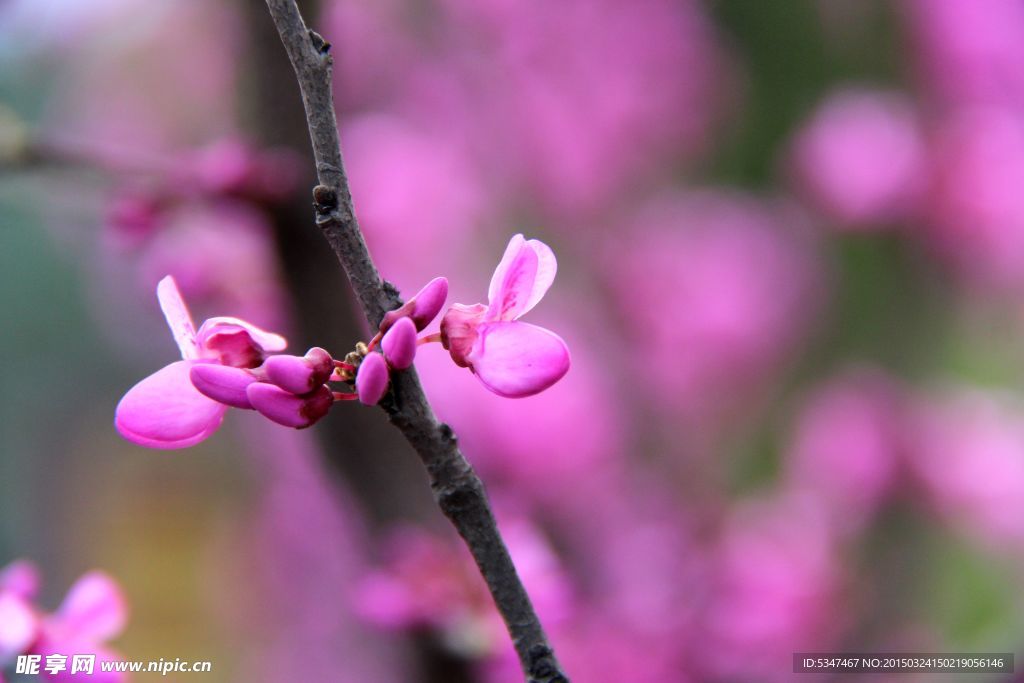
xmin=263 ymin=347 xmax=333 ymax=395
xmin=381 ymin=317 xmax=417 ymax=370
xmin=408 ymin=277 xmax=448 ymax=330
xmin=379 ymin=276 xmax=449 ymax=333
xmin=355 ymin=352 xmax=389 ymax=405
xmin=189 ymin=364 xmax=257 ymax=409
xmin=246 ymin=383 xmax=333 ymax=428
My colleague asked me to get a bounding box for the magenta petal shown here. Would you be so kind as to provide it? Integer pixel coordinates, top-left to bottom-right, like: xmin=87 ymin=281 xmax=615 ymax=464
xmin=0 ymin=559 xmax=40 ymax=599
xmin=304 ymin=347 xmax=335 ymax=382
xmin=468 ymin=321 xmax=571 ymax=398
xmin=355 ymin=353 xmax=389 ymax=405
xmin=115 ymin=361 xmax=228 ymax=449
xmin=189 ymin=364 xmax=257 ymax=409
xmin=196 ymin=324 xmax=270 ymax=368
xmin=198 ymin=316 xmax=287 ymax=352
xmin=381 ymin=317 xmax=417 ymax=370
xmin=263 ymin=355 xmax=319 ymax=395
xmin=0 ymin=593 xmax=38 ymax=661
xmin=409 ymin=277 xmax=449 ymax=330
xmin=440 ymin=303 xmax=488 ymax=368
xmin=156 ymin=276 xmax=199 ymax=360
xmin=247 ymin=383 xmax=333 ymax=428
xmin=486 ymin=235 xmax=557 ymax=321
xmin=55 ymin=571 xmax=127 ymax=642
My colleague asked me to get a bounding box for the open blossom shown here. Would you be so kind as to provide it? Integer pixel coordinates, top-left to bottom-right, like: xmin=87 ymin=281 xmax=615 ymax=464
xmin=115 ymin=275 xmax=287 ymax=449
xmin=440 ymin=235 xmax=570 ymax=398
xmin=0 ymin=561 xmax=128 ymax=682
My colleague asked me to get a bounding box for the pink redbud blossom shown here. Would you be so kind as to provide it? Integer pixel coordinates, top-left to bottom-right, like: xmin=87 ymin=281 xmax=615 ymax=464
xmin=0 ymin=565 xmax=130 ymax=683
xmin=356 ymin=353 xmax=389 ymax=406
xmin=440 ymin=235 xmax=570 ymax=398
xmin=379 ymin=276 xmax=449 ymax=333
xmin=34 ymin=571 xmax=129 ymax=683
xmin=788 ymin=88 xmax=925 ymax=228
xmin=115 ymin=275 xmax=287 ymax=449
xmin=381 ymin=317 xmax=417 ymax=370
xmin=263 ymin=347 xmax=334 ymax=395
xmin=0 ymin=560 xmax=40 ymax=664
xmin=189 ymin=363 xmax=258 ymax=409
xmin=246 ymin=384 xmax=334 ymax=429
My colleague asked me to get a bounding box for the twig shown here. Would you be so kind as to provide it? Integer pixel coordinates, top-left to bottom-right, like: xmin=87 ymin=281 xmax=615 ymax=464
xmin=262 ymin=1 xmax=570 ymax=681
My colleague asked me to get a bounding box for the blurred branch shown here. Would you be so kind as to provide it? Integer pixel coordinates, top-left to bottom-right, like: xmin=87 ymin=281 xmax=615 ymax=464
xmin=261 ymin=1 xmax=570 ymax=682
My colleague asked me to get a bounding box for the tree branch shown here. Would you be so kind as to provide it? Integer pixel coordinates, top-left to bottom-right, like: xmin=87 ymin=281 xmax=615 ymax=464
xmin=262 ymin=2 xmax=569 ymax=681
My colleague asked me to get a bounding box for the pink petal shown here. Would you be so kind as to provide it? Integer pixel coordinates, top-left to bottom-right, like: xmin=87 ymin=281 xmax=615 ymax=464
xmin=195 ymin=318 xmax=287 ymax=368
xmin=440 ymin=303 xmax=488 ymax=368
xmin=54 ymin=571 xmax=127 ymax=642
xmin=378 ymin=277 xmax=450 ymax=334
xmin=246 ymin=383 xmax=333 ymax=428
xmin=115 ymin=360 xmax=228 ymax=449
xmin=33 ymin=636 xmax=126 ymax=683
xmin=409 ymin=277 xmax=449 ymax=330
xmin=197 ymin=316 xmax=287 ymax=353
xmin=487 ymin=234 xmax=558 ymax=321
xmin=262 ymin=349 xmax=333 ymax=395
xmin=0 ymin=559 xmax=40 ymax=599
xmin=468 ymin=321 xmax=571 ymax=398
xmin=189 ymin=364 xmax=257 ymax=409
xmin=355 ymin=353 xmax=389 ymax=405
xmin=0 ymin=593 xmax=38 ymax=661
xmin=156 ymin=275 xmax=199 ymax=360
xmin=381 ymin=317 xmax=417 ymax=370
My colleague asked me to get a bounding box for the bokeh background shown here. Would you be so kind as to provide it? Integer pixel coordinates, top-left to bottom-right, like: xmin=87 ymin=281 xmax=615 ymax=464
xmin=2 ymin=0 xmax=1024 ymax=681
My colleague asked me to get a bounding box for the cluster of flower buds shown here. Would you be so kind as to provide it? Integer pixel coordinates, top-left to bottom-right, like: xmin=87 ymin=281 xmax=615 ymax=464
xmin=116 ymin=235 xmax=570 ymax=450
xmin=115 ymin=276 xmax=449 ymax=449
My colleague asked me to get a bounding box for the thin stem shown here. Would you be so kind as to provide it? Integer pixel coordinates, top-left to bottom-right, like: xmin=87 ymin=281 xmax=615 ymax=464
xmin=261 ymin=2 xmax=569 ymax=682
xmin=418 ymin=332 xmax=443 ymax=346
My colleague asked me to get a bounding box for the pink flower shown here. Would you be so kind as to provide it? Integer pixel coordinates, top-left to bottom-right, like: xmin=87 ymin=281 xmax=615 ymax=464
xmin=115 ymin=275 xmax=287 ymax=449
xmin=0 ymin=561 xmax=40 ymax=667
xmin=440 ymin=235 xmax=570 ymax=398
xmin=924 ymin=107 xmax=1024 ymax=289
xmin=355 ymin=521 xmax=572 ymax=660
xmin=788 ymin=88 xmax=925 ymax=228
xmin=783 ymin=368 xmax=905 ymax=536
xmin=34 ymin=572 xmax=129 ymax=683
xmin=0 ymin=563 xmax=129 ymax=682
xmin=697 ymin=494 xmax=843 ymax=682
xmin=907 ymin=388 xmax=1024 ymax=548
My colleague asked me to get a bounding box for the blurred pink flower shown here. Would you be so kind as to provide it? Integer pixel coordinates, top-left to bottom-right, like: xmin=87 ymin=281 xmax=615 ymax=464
xmin=440 ymin=234 xmax=570 ymax=398
xmin=436 ymin=0 xmax=726 ymax=217
xmin=0 ymin=563 xmax=129 ymax=682
xmin=115 ymin=275 xmax=287 ymax=449
xmin=783 ymin=368 xmax=905 ymax=535
xmin=609 ymin=192 xmax=823 ymax=424
xmin=344 ymin=115 xmax=483 ymax=293
xmin=924 ymin=107 xmax=1024 ymax=290
xmin=323 ymin=0 xmax=421 ymax=111
xmin=0 ymin=561 xmax=40 ymax=666
xmin=133 ymin=201 xmax=286 ymax=328
xmin=480 ymin=615 xmax=689 ymax=683
xmin=696 ymin=494 xmax=843 ymax=682
xmin=355 ymin=521 xmax=572 ymax=660
xmin=903 ymin=0 xmax=1024 ymax=109
xmin=907 ymin=388 xmax=1024 ymax=548
xmin=41 ymin=3 xmax=239 ymax=154
xmin=788 ymin=88 xmax=925 ymax=228
xmin=418 ymin=329 xmax=620 ymax=500
xmin=34 ymin=572 xmax=128 ymax=683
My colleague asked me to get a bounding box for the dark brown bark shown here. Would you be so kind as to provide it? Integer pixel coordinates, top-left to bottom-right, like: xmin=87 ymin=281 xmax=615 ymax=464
xmin=261 ymin=1 xmax=570 ymax=681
